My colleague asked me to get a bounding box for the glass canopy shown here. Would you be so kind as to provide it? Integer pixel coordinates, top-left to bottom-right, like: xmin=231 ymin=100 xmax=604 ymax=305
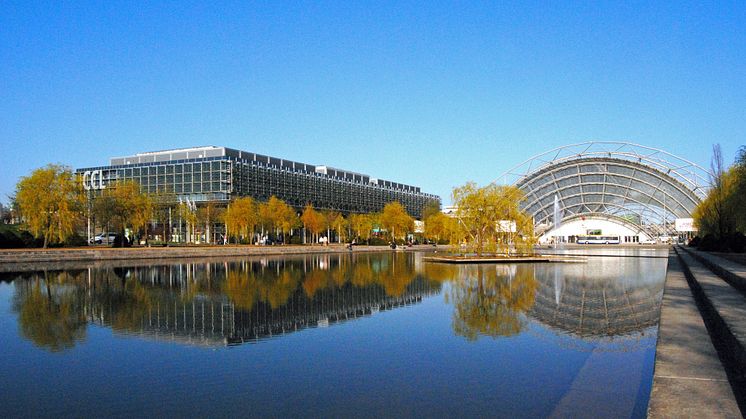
xmin=498 ymin=142 xmax=711 ymax=236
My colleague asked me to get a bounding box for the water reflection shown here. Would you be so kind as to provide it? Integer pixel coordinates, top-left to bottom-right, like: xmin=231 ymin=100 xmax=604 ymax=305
xmin=446 ymin=265 xmax=537 ymax=340
xmin=10 ymin=253 xmax=440 ymax=350
xmin=8 ymin=252 xmax=665 ymax=351
xmin=12 ymin=272 xmax=87 ymax=351
xmin=530 ymin=258 xmax=664 ymax=339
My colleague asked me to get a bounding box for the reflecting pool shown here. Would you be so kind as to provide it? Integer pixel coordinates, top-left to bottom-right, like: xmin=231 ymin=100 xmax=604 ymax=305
xmin=0 ymin=250 xmax=667 ymax=417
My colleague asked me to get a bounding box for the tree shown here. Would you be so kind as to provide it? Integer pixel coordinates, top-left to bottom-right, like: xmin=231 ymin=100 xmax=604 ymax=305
xmin=733 ymin=146 xmax=746 ymax=233
xmin=421 ymin=200 xmax=441 ymax=220
xmin=93 ymin=180 xmax=153 ymax=245
xmin=380 ymin=202 xmax=414 ymax=243
xmin=254 ymin=196 xmax=299 ymax=243
xmin=301 ymin=204 xmax=324 ymax=244
xmin=424 ymin=212 xmax=459 ymax=244
xmin=452 ymin=182 xmax=536 ymax=256
xmin=332 ymin=213 xmax=347 ymax=243
xmin=269 ymin=197 xmax=298 ymax=244
xmin=322 ymin=210 xmax=341 ymax=243
xmin=349 ymin=213 xmax=374 ymax=244
xmin=15 ymin=164 xmax=83 ymax=248
xmin=177 ymin=200 xmax=198 ymax=244
xmin=197 ymin=203 xmax=223 ymax=244
xmin=223 ymin=197 xmax=258 ymax=243
xmin=694 ymin=144 xmax=741 ymax=238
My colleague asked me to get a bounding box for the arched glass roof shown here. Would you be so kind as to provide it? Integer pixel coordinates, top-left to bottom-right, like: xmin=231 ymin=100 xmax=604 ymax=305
xmin=497 ymin=142 xmax=711 ymax=236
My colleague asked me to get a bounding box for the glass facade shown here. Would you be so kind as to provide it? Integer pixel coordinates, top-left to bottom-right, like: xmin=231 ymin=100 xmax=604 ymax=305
xmin=76 ymin=146 xmax=439 ymax=218
xmin=517 ymin=157 xmax=701 ymax=235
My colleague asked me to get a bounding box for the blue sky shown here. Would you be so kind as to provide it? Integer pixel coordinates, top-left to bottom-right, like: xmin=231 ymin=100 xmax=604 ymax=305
xmin=2 ymin=1 xmax=745 ymax=205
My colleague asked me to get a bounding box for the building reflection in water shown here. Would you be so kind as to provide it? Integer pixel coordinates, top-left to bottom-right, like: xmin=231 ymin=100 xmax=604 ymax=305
xmin=420 ymin=256 xmax=664 ymax=344
xmin=9 ymin=253 xmax=664 ymax=351
xmin=10 ymin=253 xmax=441 ymax=350
xmin=529 ymin=257 xmax=665 ymax=342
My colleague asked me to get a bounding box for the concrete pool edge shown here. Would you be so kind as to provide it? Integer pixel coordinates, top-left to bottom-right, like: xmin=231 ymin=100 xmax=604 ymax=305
xmin=647 ymin=249 xmax=740 ymax=417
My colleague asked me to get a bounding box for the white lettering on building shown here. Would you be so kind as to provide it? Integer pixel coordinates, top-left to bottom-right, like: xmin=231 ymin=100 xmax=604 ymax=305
xmin=82 ymin=170 xmax=106 ymax=190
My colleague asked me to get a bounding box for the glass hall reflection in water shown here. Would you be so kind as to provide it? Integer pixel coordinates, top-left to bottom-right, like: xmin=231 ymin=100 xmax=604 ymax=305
xmin=2 ymin=251 xmax=666 ymax=417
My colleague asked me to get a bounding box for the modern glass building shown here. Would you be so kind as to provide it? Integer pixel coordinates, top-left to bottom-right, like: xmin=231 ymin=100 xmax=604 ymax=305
xmin=497 ymin=142 xmax=710 ymax=242
xmin=76 ymin=146 xmax=440 ymax=218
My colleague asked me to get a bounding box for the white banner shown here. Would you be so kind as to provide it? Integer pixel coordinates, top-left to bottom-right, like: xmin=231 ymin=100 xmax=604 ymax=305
xmin=675 ymin=218 xmax=697 ymax=232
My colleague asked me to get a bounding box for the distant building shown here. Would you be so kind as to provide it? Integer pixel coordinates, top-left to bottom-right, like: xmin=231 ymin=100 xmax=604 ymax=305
xmin=76 ymin=146 xmax=439 ymax=218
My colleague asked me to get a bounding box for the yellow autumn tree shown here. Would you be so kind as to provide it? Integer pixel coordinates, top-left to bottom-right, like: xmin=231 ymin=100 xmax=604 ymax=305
xmin=380 ymin=202 xmax=414 ymax=243
xmin=349 ymin=213 xmax=374 ymax=244
xmin=452 ymin=182 xmax=536 ymax=256
xmin=301 ymin=204 xmax=324 ymax=244
xmin=15 ymin=164 xmax=83 ymax=248
xmin=694 ymin=145 xmax=744 ymax=239
xmin=332 ymin=213 xmax=348 ymax=243
xmin=424 ymin=212 xmax=460 ymax=244
xmin=269 ymin=197 xmax=298 ymax=244
xmin=223 ymin=196 xmax=258 ymax=243
xmin=93 ymin=180 xmax=153 ymax=245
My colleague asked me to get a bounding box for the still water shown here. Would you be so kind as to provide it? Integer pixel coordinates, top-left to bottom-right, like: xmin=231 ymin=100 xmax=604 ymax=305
xmin=0 ymin=250 xmax=667 ymax=418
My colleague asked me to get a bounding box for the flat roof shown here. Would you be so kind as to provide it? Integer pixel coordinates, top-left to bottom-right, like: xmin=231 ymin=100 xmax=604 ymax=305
xmin=100 ymin=145 xmax=429 ymax=193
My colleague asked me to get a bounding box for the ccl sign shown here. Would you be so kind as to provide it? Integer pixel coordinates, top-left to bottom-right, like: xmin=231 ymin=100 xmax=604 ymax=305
xmin=82 ymin=170 xmax=106 ymax=190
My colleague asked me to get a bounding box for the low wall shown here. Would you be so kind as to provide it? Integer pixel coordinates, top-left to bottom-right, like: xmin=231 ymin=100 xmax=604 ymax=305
xmin=0 ymin=244 xmax=441 ymax=265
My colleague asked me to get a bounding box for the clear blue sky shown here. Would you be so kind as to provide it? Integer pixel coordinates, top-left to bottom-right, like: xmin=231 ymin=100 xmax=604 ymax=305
xmin=2 ymin=1 xmax=745 ymax=205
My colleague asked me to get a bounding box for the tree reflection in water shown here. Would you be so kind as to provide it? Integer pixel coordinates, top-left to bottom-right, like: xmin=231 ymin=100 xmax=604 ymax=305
xmin=9 ymin=253 xmax=441 ymax=350
xmin=8 ymin=254 xmax=663 ymax=351
xmin=447 ymin=264 xmax=537 ymax=341
xmin=13 ymin=271 xmax=87 ymax=352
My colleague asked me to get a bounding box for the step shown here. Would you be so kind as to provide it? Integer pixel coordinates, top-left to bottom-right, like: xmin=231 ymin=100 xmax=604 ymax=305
xmin=648 ymin=250 xmax=740 ymax=417
xmin=675 ymin=247 xmax=746 ymax=378
xmin=679 ymin=246 xmax=746 ymax=295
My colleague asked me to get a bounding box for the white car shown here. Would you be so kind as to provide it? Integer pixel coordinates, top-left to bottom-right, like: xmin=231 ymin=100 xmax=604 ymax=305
xmin=639 ymin=238 xmax=657 ymax=245
xmin=91 ymin=232 xmax=119 ymax=244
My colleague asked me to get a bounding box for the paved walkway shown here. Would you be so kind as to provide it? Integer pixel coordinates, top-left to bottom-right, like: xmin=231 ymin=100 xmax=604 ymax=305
xmin=648 ymin=250 xmax=740 ymax=418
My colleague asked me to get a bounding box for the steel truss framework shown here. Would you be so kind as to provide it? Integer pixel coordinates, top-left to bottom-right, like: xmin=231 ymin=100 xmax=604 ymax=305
xmin=497 ymin=142 xmax=712 ymax=236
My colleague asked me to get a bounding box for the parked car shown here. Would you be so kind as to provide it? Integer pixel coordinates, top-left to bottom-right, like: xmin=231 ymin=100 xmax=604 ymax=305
xmin=639 ymin=238 xmax=657 ymax=245
xmin=91 ymin=232 xmax=119 ymax=244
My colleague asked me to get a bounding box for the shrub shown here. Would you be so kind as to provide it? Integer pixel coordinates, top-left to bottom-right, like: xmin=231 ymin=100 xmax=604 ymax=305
xmin=697 ymin=234 xmax=723 ymax=252
xmin=0 ymin=226 xmax=43 ymax=248
xmin=63 ymin=233 xmax=89 ymax=247
xmin=368 ymin=237 xmax=388 ymax=246
xmin=725 ymin=233 xmax=746 ymax=253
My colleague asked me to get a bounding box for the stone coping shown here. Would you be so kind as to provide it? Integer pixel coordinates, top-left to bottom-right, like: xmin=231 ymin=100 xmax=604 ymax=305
xmin=0 ymin=244 xmax=447 ymax=266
